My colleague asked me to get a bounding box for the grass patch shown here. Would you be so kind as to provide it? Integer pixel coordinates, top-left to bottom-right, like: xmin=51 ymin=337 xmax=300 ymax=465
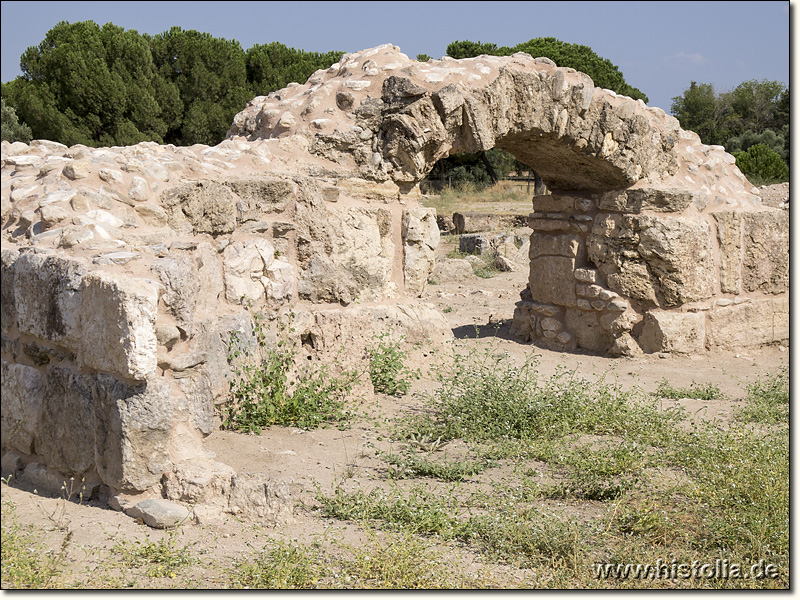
xmin=671 ymin=421 xmax=788 ymax=560
xmin=540 ymin=440 xmax=647 ymax=501
xmin=228 ymin=539 xmax=322 ymax=589
xmin=382 ymin=451 xmax=495 ymax=482
xmin=228 ymin=532 xmax=487 ymax=589
xmin=655 ymin=379 xmax=725 ymax=400
xmin=315 ymin=483 xmax=585 ymax=570
xmin=405 ymin=344 xmax=684 ymax=447
xmin=735 ymin=368 xmax=788 ymax=425
xmin=1 ymin=499 xmax=65 ymax=588
xmin=112 ymin=529 xmax=196 ymax=579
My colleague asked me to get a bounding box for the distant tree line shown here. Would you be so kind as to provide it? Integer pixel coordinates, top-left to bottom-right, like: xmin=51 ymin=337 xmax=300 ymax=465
xmin=670 ymin=80 xmax=788 ymax=183
xmin=1 ymin=21 xmax=343 ymax=147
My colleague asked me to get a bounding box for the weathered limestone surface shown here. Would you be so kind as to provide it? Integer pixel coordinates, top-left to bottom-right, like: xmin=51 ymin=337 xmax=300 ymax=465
xmin=1 ymin=44 xmax=788 ymax=523
xmin=638 ymin=311 xmax=706 ymax=354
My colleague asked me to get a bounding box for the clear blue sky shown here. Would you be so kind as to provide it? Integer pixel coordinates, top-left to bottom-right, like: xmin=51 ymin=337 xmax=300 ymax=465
xmin=0 ymin=1 xmax=791 ymax=114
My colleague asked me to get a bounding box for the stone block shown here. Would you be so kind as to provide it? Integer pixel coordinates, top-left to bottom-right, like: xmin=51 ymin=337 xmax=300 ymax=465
xmin=529 ymin=256 xmax=577 ymax=307
xmin=163 ymin=459 xmax=236 ymax=505
xmin=532 ymin=194 xmax=574 ymax=212
xmin=598 ymin=187 xmax=701 ymax=213
xmin=459 ymin=233 xmax=491 ymax=255
xmin=636 ymin=215 xmax=715 ymax=306
xmin=1 ymin=361 xmax=44 ymax=455
xmin=529 ymin=233 xmax=583 ymax=259
xmin=403 ymin=208 xmax=438 ymax=297
xmin=151 ymin=256 xmax=199 ymax=336
xmin=126 ymin=499 xmax=190 ymax=529
xmin=1 ymin=249 xmax=19 ymax=335
xmin=225 ymin=177 xmax=294 ymax=222
xmin=79 ymin=272 xmax=158 ymax=382
xmin=194 ymin=313 xmax=258 ymax=400
xmin=707 ymin=298 xmax=788 ymax=349
xmin=228 ymin=474 xmax=294 ymax=525
xmin=638 ymin=311 xmax=706 ymax=354
xmin=741 ymin=210 xmax=789 ymax=294
xmin=565 ymin=308 xmax=613 ymax=353
xmin=13 ymin=252 xmax=87 ymax=346
xmin=93 ymin=375 xmax=174 ymax=492
xmin=430 ymin=258 xmax=475 ymax=284
xmin=222 ymin=240 xmax=271 ymax=304
xmin=713 ymin=211 xmax=742 ymax=294
xmin=176 ymin=375 xmax=215 ymax=437
xmin=161 ymin=181 xmax=237 ymax=235
xmin=40 ymin=366 xmax=95 ymax=475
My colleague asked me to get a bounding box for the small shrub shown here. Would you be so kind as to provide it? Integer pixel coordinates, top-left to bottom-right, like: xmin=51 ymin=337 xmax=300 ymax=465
xmin=736 ymin=368 xmax=789 ymax=425
xmin=1 ymin=99 xmax=32 ymax=143
xmin=222 ymin=314 xmax=360 ymax=433
xmin=367 ymin=331 xmax=419 ymax=396
xmin=733 ymin=143 xmax=789 ymax=183
xmin=112 ymin=529 xmax=196 ymax=579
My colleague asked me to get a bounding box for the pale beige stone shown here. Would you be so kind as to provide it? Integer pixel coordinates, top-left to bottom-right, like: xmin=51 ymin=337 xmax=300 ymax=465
xmin=638 ymin=311 xmax=705 ymax=354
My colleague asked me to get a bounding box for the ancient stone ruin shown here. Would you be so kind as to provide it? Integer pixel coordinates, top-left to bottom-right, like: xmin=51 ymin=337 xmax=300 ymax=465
xmin=1 ymin=44 xmax=788 ymax=524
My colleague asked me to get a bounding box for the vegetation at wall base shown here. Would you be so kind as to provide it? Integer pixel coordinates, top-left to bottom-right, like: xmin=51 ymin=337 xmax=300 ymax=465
xmin=221 ymin=314 xmax=360 ymax=433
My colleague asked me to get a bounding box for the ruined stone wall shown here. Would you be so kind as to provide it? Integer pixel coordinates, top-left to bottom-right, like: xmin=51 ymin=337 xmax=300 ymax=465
xmin=1 ymin=44 xmax=789 ymax=521
xmin=0 ymin=136 xmax=448 ymax=516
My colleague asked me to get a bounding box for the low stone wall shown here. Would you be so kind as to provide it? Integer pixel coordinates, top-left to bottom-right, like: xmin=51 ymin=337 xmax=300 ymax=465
xmin=0 ymin=151 xmax=448 ymax=521
xmin=509 ymin=188 xmax=789 ymax=355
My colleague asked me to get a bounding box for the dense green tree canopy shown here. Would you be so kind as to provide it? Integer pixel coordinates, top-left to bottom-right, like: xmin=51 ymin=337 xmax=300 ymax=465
xmin=148 ymin=27 xmax=252 ymax=145
xmin=1 ymin=21 xmax=345 ymax=147
xmin=4 ymin=21 xmax=167 ymax=146
xmin=1 ymin=98 xmax=32 ymax=143
xmin=247 ymin=42 xmax=343 ymax=96
xmin=671 ymin=79 xmax=788 ymax=178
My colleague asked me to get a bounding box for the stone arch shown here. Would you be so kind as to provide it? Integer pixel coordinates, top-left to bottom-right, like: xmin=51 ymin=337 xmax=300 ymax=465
xmin=325 ymin=54 xmax=783 ymax=357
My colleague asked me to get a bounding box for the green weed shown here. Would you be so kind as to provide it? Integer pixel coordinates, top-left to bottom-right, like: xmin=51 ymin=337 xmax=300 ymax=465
xmin=671 ymin=422 xmax=788 ymax=559
xmin=542 ymin=440 xmax=646 ymax=501
xmin=112 ymin=529 xmax=196 ymax=579
xmin=1 ymin=499 xmax=65 ymax=588
xmin=405 ymin=344 xmax=683 ymax=447
xmin=367 ymin=331 xmax=419 ymax=396
xmin=655 ymin=379 xmax=725 ymax=400
xmin=381 ymin=451 xmax=495 ymax=482
xmin=229 ymin=540 xmax=321 ymax=589
xmin=736 ymin=368 xmax=789 ymax=425
xmin=222 ymin=313 xmax=360 ymax=433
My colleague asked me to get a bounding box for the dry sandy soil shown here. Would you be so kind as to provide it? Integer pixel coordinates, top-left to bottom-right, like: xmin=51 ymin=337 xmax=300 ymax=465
xmin=1 ymin=216 xmax=789 ymax=589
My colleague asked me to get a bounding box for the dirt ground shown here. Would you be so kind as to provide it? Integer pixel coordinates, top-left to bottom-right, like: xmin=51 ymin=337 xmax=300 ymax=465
xmin=1 ymin=222 xmax=789 ymax=589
